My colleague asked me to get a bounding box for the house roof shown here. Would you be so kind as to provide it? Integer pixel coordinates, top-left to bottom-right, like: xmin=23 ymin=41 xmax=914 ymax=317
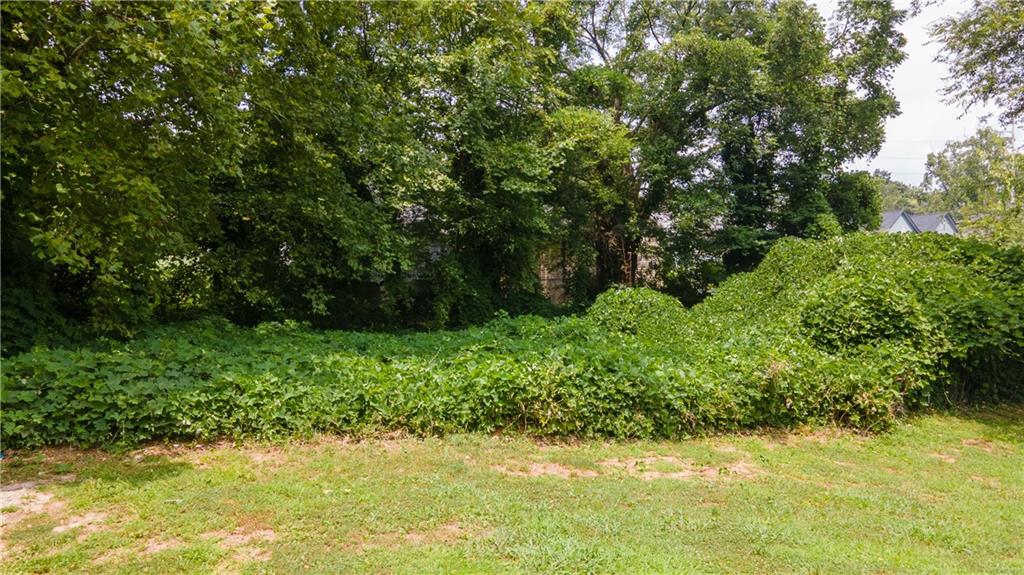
xmin=908 ymin=212 xmax=955 ymax=232
xmin=880 ymin=209 xmax=919 ymax=232
xmin=879 ymin=209 xmax=958 ymax=234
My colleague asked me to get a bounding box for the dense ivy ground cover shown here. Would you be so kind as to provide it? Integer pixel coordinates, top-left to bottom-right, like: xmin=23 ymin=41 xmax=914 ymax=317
xmin=3 ymin=234 xmax=1022 ymax=448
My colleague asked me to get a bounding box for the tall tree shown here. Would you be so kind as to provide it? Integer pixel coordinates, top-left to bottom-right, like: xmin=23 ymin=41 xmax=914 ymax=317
xmin=932 ymin=0 xmax=1024 ymax=125
xmin=570 ymin=0 xmax=905 ymax=289
xmin=2 ymin=0 xmax=909 ymax=343
xmin=1 ymin=1 xmax=265 ymax=335
xmin=923 ymin=128 xmax=1023 ymax=244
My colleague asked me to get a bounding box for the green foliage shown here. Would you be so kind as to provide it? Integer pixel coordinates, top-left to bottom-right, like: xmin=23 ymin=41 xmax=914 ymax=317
xmin=1 ymin=1 xmax=266 ymax=335
xmin=806 ymin=212 xmax=843 ymax=240
xmin=874 ymin=170 xmax=932 ymax=211
xmin=932 ymin=0 xmax=1024 ymax=124
xmin=801 ymin=274 xmax=934 ymax=352
xmin=4 ymin=234 xmax=1020 ymax=449
xmin=923 ymin=128 xmax=1024 ymax=245
xmin=587 ymin=286 xmax=688 ymax=342
xmin=826 ymin=171 xmax=882 ymax=231
xmin=2 ymin=1 xmax=908 ymax=341
xmin=589 ymin=0 xmax=909 ymax=283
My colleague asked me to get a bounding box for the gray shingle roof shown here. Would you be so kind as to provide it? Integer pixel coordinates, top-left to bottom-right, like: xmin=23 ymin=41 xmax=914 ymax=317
xmin=878 ymin=210 xmax=957 ymax=234
xmin=880 ymin=210 xmax=912 ymax=231
xmin=908 ymin=212 xmax=947 ymax=232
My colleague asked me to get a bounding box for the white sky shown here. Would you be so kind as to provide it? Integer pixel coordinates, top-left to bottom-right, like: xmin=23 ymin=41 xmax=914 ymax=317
xmin=813 ymin=0 xmax=1001 ymax=185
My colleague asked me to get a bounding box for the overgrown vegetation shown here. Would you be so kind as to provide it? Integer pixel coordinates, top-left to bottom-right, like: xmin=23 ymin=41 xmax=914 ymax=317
xmin=4 ymin=234 xmax=1021 ymax=449
xmin=2 ymin=0 xmax=908 ymax=341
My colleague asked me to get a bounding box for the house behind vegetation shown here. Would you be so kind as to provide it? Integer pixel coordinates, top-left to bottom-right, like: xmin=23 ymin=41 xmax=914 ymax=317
xmin=879 ymin=210 xmax=959 ymax=235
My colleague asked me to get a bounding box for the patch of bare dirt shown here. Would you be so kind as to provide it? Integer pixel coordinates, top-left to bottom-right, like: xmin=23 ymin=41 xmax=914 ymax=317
xmin=598 ymin=456 xmax=761 ymax=480
xmin=404 ymin=521 xmax=476 ymax=544
xmin=245 ymin=450 xmax=280 ymax=464
xmin=351 ymin=521 xmax=488 ymax=552
xmin=201 ymin=527 xmax=276 ymax=565
xmin=970 ymin=475 xmax=1001 ymax=488
xmin=53 ymin=511 xmax=109 ymax=541
xmin=1 ymin=477 xmax=76 ymax=531
xmin=202 ymin=527 xmax=277 ymax=547
xmin=144 ymin=536 xmax=185 ymax=554
xmin=930 ymin=452 xmax=957 ymax=463
xmin=490 ymin=462 xmax=599 ymax=478
xmin=961 ymin=438 xmax=997 ymax=452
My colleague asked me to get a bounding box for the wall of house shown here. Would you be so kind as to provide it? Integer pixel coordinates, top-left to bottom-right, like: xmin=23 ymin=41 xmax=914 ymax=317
xmin=934 ymin=218 xmax=956 ymax=235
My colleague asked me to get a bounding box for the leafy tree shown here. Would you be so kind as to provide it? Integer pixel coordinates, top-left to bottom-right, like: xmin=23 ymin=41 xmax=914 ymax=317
xmin=407 ymin=0 xmax=578 ymax=324
xmin=571 ymin=0 xmax=906 ymax=285
xmin=1 ymin=0 xmax=910 ymax=343
xmin=544 ymin=107 xmax=635 ymax=303
xmin=923 ymin=128 xmax=1023 ymax=244
xmin=826 ymin=171 xmax=882 ymax=231
xmin=932 ymin=0 xmax=1024 ymax=124
xmin=202 ymin=2 xmax=436 ymax=327
xmin=2 ymin=1 xmax=265 ymax=335
xmin=873 ymin=170 xmax=931 ymax=211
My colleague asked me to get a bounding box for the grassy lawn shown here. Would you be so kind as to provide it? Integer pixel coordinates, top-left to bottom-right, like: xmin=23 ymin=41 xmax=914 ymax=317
xmin=1 ymin=406 xmax=1022 ymax=574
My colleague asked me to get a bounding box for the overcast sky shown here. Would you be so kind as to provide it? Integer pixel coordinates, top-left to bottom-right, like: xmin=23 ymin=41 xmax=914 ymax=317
xmin=813 ymin=0 xmax=1001 ymax=185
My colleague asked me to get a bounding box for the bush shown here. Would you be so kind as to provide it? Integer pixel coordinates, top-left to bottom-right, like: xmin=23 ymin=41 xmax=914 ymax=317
xmin=587 ymin=286 xmax=689 ymax=343
xmin=801 ymin=274 xmax=936 ymax=352
xmin=2 ymin=233 xmax=1021 ymax=449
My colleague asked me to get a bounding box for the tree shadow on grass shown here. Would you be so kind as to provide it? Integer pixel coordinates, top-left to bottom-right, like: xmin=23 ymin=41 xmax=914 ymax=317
xmin=1 ymin=448 xmax=193 ymax=488
xmin=959 ymin=403 xmax=1024 ymax=443
xmin=905 ymin=403 xmax=1024 ymax=444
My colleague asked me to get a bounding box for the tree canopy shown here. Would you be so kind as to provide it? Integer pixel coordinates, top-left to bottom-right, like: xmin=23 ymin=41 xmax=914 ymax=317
xmin=932 ymin=0 xmax=1024 ymax=125
xmin=1 ymin=0 xmax=910 ymax=347
xmin=922 ymin=128 xmax=1023 ymax=244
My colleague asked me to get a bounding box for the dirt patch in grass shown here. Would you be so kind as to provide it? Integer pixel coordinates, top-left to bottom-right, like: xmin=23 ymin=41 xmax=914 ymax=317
xmin=970 ymin=475 xmax=1001 ymax=488
xmin=961 ymin=438 xmax=998 ymax=452
xmin=490 ymin=456 xmax=760 ymax=481
xmin=351 ymin=521 xmax=489 ymax=552
xmin=1 ymin=474 xmax=79 ymax=531
xmin=202 ymin=527 xmax=277 ymax=564
xmin=144 ymin=536 xmax=185 ymax=554
xmin=245 ymin=449 xmax=281 ymax=465
xmin=491 ymin=462 xmax=599 ymax=478
xmin=202 ymin=527 xmax=277 ymax=546
xmin=2 ymin=484 xmax=65 ymax=531
xmin=53 ymin=511 xmax=109 ymax=541
xmin=404 ymin=521 xmax=479 ymax=544
xmin=598 ymin=456 xmax=761 ymax=480
xmin=930 ymin=452 xmax=958 ymax=463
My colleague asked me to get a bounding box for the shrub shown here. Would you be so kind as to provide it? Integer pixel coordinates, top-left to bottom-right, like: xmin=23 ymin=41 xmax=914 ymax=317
xmin=586 ymin=286 xmax=689 ymax=343
xmin=801 ymin=274 xmax=936 ymax=352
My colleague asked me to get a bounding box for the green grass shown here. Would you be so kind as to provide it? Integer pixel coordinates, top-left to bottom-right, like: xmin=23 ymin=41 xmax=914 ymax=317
xmin=2 ymin=406 xmax=1022 ymax=574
